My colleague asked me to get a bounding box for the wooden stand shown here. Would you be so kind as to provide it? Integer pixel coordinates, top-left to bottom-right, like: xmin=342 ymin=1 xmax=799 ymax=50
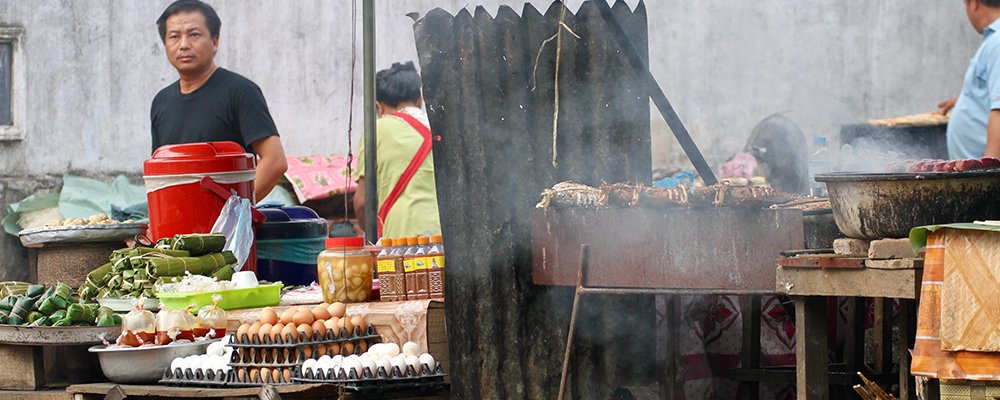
xmin=776 ymin=256 xmax=922 ymax=400
xmin=65 ymin=383 xmax=448 ymax=400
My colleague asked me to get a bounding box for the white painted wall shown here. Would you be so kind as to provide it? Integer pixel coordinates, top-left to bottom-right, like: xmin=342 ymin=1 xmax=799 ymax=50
xmin=0 ymin=0 xmax=980 ymax=176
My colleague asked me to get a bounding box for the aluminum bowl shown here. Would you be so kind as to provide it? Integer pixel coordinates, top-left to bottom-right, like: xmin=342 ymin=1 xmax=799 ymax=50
xmin=88 ymin=339 xmax=218 ymax=384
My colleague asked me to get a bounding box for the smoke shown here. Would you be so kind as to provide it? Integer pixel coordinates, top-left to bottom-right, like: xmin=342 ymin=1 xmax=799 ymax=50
xmin=833 ymin=129 xmax=946 ymax=173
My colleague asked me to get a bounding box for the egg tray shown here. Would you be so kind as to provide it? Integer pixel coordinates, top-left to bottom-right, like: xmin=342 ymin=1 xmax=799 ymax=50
xmin=160 ymin=367 xmax=232 ymax=388
xmin=228 ymin=324 xmax=379 ymax=348
xmin=293 ymin=363 xmax=447 ymax=393
xmin=159 ymin=366 xmax=298 ymax=387
xmin=229 ymin=338 xmax=377 ymax=369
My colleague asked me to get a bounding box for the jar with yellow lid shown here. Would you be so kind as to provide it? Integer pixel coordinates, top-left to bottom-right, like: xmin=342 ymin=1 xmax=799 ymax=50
xmin=317 ymin=237 xmax=373 ymax=303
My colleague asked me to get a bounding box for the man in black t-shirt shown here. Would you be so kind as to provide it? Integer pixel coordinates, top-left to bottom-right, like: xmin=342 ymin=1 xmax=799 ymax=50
xmin=151 ymin=0 xmax=287 ymax=201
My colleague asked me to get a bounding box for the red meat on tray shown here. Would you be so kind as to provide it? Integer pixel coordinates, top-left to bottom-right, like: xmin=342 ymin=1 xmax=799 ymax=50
xmin=954 ymin=159 xmax=984 ymax=171
xmin=980 ymin=157 xmax=1000 ymax=168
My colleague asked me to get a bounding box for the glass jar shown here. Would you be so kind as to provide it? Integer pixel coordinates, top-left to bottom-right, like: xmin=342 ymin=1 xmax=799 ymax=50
xmin=317 ymin=237 xmax=373 ymax=303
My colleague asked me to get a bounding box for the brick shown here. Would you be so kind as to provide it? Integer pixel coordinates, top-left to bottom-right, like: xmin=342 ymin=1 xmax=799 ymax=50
xmin=868 ymin=238 xmax=917 ymax=259
xmin=834 ymin=238 xmax=870 ymax=255
xmin=865 ymin=258 xmax=923 ymax=270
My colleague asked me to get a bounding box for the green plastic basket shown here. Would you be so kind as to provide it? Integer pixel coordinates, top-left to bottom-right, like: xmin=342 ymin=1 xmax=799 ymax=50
xmin=155 ymin=283 xmax=283 ymax=312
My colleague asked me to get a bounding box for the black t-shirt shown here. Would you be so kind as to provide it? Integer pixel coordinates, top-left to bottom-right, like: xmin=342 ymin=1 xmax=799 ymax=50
xmin=150 ymin=68 xmax=279 ymax=154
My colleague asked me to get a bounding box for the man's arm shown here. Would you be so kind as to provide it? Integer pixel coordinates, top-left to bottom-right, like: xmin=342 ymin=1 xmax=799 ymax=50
xmin=987 ymin=110 xmax=1000 ymax=158
xmin=354 ymin=177 xmax=367 ymax=231
xmin=250 ymin=136 xmax=288 ymax=202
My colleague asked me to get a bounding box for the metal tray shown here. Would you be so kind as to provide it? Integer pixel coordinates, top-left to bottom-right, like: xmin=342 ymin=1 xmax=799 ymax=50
xmin=0 ymin=324 xmax=121 ymax=345
xmin=18 ymin=223 xmax=147 ymax=248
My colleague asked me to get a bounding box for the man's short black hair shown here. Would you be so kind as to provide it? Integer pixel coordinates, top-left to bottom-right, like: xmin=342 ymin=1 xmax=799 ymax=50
xmin=985 ymin=0 xmax=1000 ymax=7
xmin=157 ymin=0 xmax=221 ymax=42
xmin=376 ymin=62 xmax=422 ymax=107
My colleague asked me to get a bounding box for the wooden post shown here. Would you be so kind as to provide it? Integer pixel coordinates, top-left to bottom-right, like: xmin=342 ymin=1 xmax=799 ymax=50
xmin=898 ymin=299 xmax=916 ymax=400
xmin=795 ymin=296 xmax=829 ymax=400
xmin=873 ymin=298 xmax=894 ymax=373
xmin=0 ymin=345 xmax=44 ymax=390
xmin=740 ymin=296 xmax=761 ymax=400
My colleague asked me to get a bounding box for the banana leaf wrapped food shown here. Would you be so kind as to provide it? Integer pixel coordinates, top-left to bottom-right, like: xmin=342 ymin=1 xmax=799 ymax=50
xmin=50 ymin=310 xmax=66 ymax=321
xmin=0 ymin=309 xmax=9 ymax=324
xmin=139 ymin=252 xmax=236 ymax=277
xmin=38 ymin=295 xmax=68 ymax=315
xmin=66 ymin=303 xmax=100 ymax=322
xmin=51 ymin=318 xmax=71 ymax=327
xmin=0 ymin=296 xmax=16 ymax=312
xmin=28 ymin=316 xmax=51 ymax=327
xmin=170 ymin=234 xmax=226 ymax=256
xmin=24 ymin=284 xmax=44 ymax=300
xmin=8 ymin=297 xmax=35 ymax=325
xmin=0 ymin=282 xmax=30 ymax=297
xmin=211 ymin=265 xmax=235 ymax=281
xmin=26 ymin=311 xmax=43 ymax=324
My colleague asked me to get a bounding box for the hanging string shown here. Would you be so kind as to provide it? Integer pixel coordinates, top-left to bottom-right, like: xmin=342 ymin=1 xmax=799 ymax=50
xmin=552 ymin=1 xmax=570 ymax=168
xmin=344 ymin=0 xmax=359 ymax=225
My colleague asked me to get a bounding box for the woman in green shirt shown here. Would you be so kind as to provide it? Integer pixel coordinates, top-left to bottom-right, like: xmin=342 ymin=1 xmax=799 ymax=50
xmin=353 ymin=62 xmax=442 ymax=238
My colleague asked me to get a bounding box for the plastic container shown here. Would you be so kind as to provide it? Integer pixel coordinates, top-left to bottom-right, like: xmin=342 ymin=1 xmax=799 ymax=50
xmin=156 ymin=283 xmax=282 ymax=312
xmin=255 ymin=205 xmax=327 ymax=286
xmin=143 ymin=141 xmax=258 ymax=271
xmin=808 ymin=136 xmax=831 ymax=197
xmin=427 ymin=235 xmax=445 ymax=301
xmin=317 ymin=237 xmax=373 ymax=304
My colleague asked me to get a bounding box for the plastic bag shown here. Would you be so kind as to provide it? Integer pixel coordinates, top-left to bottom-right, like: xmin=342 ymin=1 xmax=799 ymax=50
xmin=211 ymin=194 xmax=254 ymax=271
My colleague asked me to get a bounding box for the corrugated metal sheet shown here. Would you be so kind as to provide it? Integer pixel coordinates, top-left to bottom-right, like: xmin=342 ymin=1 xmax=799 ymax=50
xmin=414 ymin=2 xmax=656 ymax=398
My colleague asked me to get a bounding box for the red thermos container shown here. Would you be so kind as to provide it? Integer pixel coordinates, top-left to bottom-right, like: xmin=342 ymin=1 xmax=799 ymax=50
xmin=143 ymin=141 xmax=258 ymax=272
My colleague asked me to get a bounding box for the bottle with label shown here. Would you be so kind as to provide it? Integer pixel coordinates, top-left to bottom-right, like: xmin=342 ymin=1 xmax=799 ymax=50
xmin=413 ymin=236 xmax=431 ymax=300
xmin=401 ymin=237 xmax=419 ymax=300
xmin=808 ymin=136 xmax=832 ymax=197
xmin=427 ymin=235 xmax=445 ymax=300
xmin=376 ymin=238 xmax=400 ymax=301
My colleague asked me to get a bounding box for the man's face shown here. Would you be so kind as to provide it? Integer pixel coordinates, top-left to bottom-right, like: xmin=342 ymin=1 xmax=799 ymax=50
xmin=163 ymin=10 xmax=218 ymax=75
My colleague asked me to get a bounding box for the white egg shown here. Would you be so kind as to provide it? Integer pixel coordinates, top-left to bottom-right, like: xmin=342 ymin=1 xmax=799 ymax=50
xmin=405 ymin=355 xmax=420 ymax=372
xmin=206 ymin=341 xmax=226 ymax=357
xmin=419 ymin=353 xmax=436 ymax=371
xmin=367 ymin=343 xmax=382 ymax=357
xmin=331 ymin=355 xmax=344 ymax=367
xmin=316 ymin=359 xmax=334 ymax=372
xmin=170 ymin=357 xmax=185 ymax=372
xmin=302 ymin=359 xmax=317 ymax=372
xmin=376 ymin=357 xmax=391 ymax=374
xmin=361 ymin=358 xmax=377 ymax=375
xmin=391 ymin=355 xmax=407 ymax=373
xmin=318 ymin=355 xmax=332 ymax=364
xmin=342 ymin=358 xmax=360 ymax=377
xmin=402 ymin=341 xmax=420 ymax=357
xmin=346 ymin=354 xmax=359 ymax=363
xmin=383 ymin=343 xmax=400 ymax=357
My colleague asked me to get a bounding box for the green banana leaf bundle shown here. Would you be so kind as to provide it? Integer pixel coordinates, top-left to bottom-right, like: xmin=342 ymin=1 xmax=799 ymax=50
xmin=50 ymin=310 xmax=66 ymax=321
xmin=24 ymin=284 xmax=44 ymax=300
xmin=0 ymin=282 xmax=29 ymax=297
xmin=38 ymin=295 xmax=68 ymax=315
xmin=9 ymin=297 xmax=35 ymax=325
xmin=28 ymin=316 xmax=51 ymax=327
xmin=65 ymin=303 xmax=99 ymax=322
xmin=139 ymin=251 xmax=235 ymax=277
xmin=0 ymin=296 xmax=17 ymax=312
xmin=26 ymin=311 xmax=43 ymax=324
xmin=51 ymin=318 xmax=71 ymax=327
xmin=170 ymin=234 xmax=226 ymax=256
xmin=211 ymin=265 xmax=236 ymax=281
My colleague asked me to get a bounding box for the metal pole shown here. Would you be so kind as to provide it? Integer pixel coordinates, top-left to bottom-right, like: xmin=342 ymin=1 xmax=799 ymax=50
xmin=362 ymin=0 xmax=377 ymax=243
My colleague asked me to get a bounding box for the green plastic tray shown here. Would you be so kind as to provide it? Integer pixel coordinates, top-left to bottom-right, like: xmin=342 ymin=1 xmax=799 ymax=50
xmin=156 ymin=283 xmax=283 ymax=312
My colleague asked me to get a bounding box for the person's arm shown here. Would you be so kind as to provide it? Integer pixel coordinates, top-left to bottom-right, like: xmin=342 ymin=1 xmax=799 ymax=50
xmin=987 ymin=110 xmax=1000 ymax=158
xmin=939 ymin=96 xmax=958 ymax=115
xmin=250 ymin=135 xmax=288 ymax=201
xmin=354 ymin=177 xmax=367 ymax=230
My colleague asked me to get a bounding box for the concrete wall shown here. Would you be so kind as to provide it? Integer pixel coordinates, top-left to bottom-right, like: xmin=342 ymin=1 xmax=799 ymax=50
xmin=0 ymin=0 xmax=980 ymax=272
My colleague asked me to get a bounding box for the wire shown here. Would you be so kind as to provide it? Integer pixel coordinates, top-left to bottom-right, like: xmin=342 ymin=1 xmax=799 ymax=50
xmin=344 ymin=0 xmax=358 ymax=225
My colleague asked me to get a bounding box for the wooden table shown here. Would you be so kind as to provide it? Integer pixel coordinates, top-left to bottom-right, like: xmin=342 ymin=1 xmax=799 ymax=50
xmin=776 ymin=259 xmax=923 ymax=400
xmin=66 ymin=383 xmax=448 ymax=400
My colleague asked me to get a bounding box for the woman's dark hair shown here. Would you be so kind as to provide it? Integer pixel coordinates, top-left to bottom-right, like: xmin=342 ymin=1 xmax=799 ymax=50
xmin=157 ymin=0 xmax=222 ymax=42
xmin=376 ymin=62 xmax=422 ymax=107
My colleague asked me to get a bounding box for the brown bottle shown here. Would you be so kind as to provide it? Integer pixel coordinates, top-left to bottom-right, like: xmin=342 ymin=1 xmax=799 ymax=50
xmin=402 ymin=237 xmax=419 ymax=300
xmin=428 ymin=235 xmax=445 ymax=300
xmin=413 ymin=236 xmax=431 ymax=300
xmin=376 ymin=238 xmax=401 ymax=301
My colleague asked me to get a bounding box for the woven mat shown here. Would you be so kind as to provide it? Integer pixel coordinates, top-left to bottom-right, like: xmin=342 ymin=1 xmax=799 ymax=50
xmin=942 ymin=230 xmax=1000 ymax=351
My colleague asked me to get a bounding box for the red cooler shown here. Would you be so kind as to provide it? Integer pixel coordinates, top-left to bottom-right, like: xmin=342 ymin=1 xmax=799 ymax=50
xmin=143 ymin=141 xmax=258 ymax=272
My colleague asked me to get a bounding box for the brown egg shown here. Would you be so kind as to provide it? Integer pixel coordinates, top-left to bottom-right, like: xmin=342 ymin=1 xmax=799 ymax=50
xmin=317 ymin=344 xmax=328 ymax=357
xmin=297 ymin=323 xmax=314 ymax=340
xmin=351 ymin=316 xmax=366 ymax=333
xmin=236 ymin=323 xmax=250 ymax=341
xmin=281 ymin=324 xmax=297 ymax=343
xmin=302 ymin=346 xmax=313 ymax=359
xmin=279 ymin=308 xmax=297 ymax=325
xmin=328 ymin=302 xmax=347 ymax=318
xmin=260 ymin=307 xmax=278 ymax=325
xmin=325 ymin=317 xmax=339 ymax=333
xmin=259 ymin=324 xmax=273 ymax=342
xmin=260 ymin=368 xmax=270 ymax=382
xmin=248 ymin=322 xmax=262 ymax=341
xmin=237 ymin=369 xmax=247 ymax=382
xmin=311 ymin=305 xmax=331 ymax=321
xmin=329 ymin=343 xmax=340 ymax=356
xmin=342 ymin=341 xmax=355 ymax=355
xmin=292 ymin=310 xmax=315 ymax=326
xmin=250 ymin=368 xmax=260 ymax=382
xmin=270 ymin=323 xmax=284 ymax=340
xmin=358 ymin=340 xmax=368 ymax=353
xmin=341 ymin=317 xmax=354 ymax=336
xmin=320 ymin=302 xmax=330 ymax=309
xmin=282 ymin=368 xmax=292 ymax=382
xmin=312 ymin=320 xmax=327 ymax=337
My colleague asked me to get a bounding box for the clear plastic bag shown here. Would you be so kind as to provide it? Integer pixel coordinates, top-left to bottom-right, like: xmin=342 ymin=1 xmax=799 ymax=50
xmin=195 ymin=295 xmax=228 ymax=339
xmin=118 ymin=300 xmax=156 ymax=347
xmin=211 ymin=194 xmax=254 ymax=271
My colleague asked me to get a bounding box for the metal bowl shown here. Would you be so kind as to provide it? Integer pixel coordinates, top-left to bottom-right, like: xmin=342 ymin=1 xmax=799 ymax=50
xmin=88 ymin=339 xmax=218 ymax=384
xmin=816 ymin=170 xmax=1000 ymax=239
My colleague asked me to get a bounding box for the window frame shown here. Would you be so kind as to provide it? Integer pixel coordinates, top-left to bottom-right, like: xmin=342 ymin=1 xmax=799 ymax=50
xmin=0 ymin=26 xmax=25 ymax=142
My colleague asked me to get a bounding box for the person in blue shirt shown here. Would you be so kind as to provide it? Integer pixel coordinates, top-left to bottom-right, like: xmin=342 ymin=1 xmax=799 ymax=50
xmin=940 ymin=0 xmax=1000 ymax=159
